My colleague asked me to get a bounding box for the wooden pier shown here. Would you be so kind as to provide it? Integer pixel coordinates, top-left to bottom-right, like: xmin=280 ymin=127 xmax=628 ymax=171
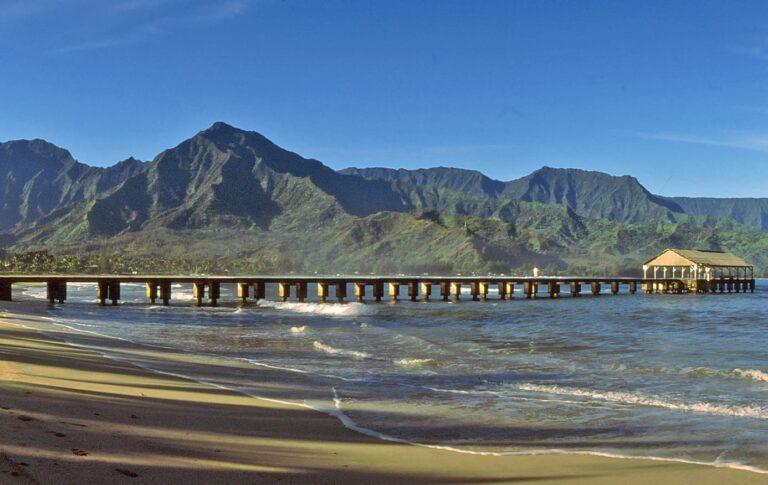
xmin=0 ymin=275 xmax=756 ymax=307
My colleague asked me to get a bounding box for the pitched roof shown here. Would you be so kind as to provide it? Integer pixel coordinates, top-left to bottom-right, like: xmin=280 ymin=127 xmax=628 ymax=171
xmin=644 ymin=248 xmax=751 ymax=267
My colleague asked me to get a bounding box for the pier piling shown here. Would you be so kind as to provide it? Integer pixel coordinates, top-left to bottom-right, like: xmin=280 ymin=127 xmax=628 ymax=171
xmin=336 ymin=282 xmax=347 ymax=303
xmin=0 ymin=281 xmax=11 ymax=301
xmin=236 ymin=282 xmax=250 ymax=304
xmin=389 ymin=282 xmax=400 ymax=302
xmin=318 ymin=282 xmax=329 ymax=303
xmin=450 ymin=282 xmax=461 ymax=301
xmin=354 ymin=282 xmax=365 ymax=302
xmin=420 ymin=282 xmax=432 ymax=301
xmin=407 ymin=281 xmax=419 ymax=302
xmin=372 ymin=281 xmax=384 ymax=302
xmin=278 ymin=282 xmax=291 ymax=302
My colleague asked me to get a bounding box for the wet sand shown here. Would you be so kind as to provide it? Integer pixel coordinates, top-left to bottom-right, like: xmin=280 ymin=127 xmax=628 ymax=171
xmin=0 ymin=315 xmax=763 ymax=484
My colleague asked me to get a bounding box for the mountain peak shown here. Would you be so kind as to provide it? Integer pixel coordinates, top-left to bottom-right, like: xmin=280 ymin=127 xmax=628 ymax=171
xmin=0 ymin=138 xmax=76 ymax=169
xmin=205 ymin=121 xmax=240 ymax=133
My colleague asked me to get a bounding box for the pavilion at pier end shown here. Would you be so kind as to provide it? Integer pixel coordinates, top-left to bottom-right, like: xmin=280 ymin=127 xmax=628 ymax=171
xmin=642 ymin=248 xmax=755 ymax=294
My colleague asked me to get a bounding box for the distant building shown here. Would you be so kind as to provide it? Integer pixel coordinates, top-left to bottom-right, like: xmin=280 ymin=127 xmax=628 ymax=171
xmin=642 ymin=248 xmax=754 ymax=293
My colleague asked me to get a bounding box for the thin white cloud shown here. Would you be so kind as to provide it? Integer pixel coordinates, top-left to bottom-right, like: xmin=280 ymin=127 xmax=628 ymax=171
xmin=54 ymin=22 xmax=162 ymax=53
xmin=637 ymin=131 xmax=768 ymax=153
xmin=52 ymin=0 xmax=252 ymax=53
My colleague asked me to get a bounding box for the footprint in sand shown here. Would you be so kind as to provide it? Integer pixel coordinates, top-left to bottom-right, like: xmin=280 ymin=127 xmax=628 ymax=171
xmin=49 ymin=432 xmax=66 ymax=438
xmin=71 ymin=449 xmax=88 ymax=456
xmin=17 ymin=415 xmax=33 ymax=422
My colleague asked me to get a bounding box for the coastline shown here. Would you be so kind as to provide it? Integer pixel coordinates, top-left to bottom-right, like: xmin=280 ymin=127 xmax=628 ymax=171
xmin=0 ymin=311 xmax=764 ymax=483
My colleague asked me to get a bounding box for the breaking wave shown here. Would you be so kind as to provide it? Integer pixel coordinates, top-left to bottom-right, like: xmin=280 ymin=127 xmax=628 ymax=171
xmin=313 ymin=340 xmax=371 ymax=359
xmin=259 ymin=301 xmax=373 ymax=317
xmin=518 ymin=383 xmax=767 ymax=419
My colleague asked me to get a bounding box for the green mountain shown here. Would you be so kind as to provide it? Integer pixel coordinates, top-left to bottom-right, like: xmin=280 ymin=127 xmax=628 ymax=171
xmin=2 ymin=123 xmax=768 ymax=275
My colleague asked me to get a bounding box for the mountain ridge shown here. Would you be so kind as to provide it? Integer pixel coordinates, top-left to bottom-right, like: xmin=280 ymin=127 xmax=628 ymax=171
xmin=2 ymin=123 xmax=767 ymax=275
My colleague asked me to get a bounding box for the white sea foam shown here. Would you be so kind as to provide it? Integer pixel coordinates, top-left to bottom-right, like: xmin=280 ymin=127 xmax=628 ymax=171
xmin=290 ymin=325 xmax=307 ymax=334
xmin=243 ymin=359 xmax=361 ymax=382
xmin=313 ymin=340 xmax=371 ymax=359
xmin=612 ymin=363 xmax=768 ymax=385
xmin=733 ymin=368 xmax=768 ymax=383
xmin=329 ymin=387 xmax=767 ymax=474
xmin=260 ymin=301 xmax=373 ymax=317
xmin=394 ymin=358 xmax=434 ymax=367
xmin=518 ymin=383 xmax=767 ymax=419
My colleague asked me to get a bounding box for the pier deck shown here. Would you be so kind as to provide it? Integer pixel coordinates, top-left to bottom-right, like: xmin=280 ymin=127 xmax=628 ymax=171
xmin=0 ymin=274 xmax=756 ymax=306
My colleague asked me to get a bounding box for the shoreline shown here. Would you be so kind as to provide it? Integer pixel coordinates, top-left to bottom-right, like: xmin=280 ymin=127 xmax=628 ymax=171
xmin=0 ymin=308 xmax=764 ymax=483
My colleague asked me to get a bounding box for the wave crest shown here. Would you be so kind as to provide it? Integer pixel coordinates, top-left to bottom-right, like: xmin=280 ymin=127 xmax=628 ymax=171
xmin=313 ymin=340 xmax=370 ymax=359
xmin=260 ymin=301 xmax=373 ymax=317
xmin=518 ymin=383 xmax=767 ymax=419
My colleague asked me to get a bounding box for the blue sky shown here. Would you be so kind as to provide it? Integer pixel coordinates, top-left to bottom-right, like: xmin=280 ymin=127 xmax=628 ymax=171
xmin=2 ymin=0 xmax=768 ymax=197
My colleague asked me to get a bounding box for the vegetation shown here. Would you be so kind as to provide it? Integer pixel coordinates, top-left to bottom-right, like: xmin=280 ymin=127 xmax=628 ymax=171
xmin=2 ymin=122 xmax=767 ymax=276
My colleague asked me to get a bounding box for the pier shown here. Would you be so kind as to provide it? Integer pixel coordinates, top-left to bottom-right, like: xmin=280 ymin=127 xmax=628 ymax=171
xmin=0 ymin=274 xmax=755 ymax=307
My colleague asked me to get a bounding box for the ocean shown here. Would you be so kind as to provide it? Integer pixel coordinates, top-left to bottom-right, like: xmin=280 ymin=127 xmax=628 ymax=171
xmin=5 ymin=280 xmax=767 ymax=473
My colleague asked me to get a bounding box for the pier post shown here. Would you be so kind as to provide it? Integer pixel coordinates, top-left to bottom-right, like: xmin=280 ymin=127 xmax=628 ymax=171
xmin=372 ymin=281 xmax=384 ymax=302
xmin=97 ymin=280 xmax=108 ymax=305
xmin=478 ymin=282 xmax=489 ymax=301
xmin=46 ymin=279 xmax=67 ymax=304
xmin=388 ymin=282 xmax=400 ymax=302
xmin=741 ymin=280 xmax=749 ymax=293
xmin=750 ymin=279 xmax=755 ymax=293
xmin=295 ymin=281 xmax=307 ymax=303
xmin=506 ymin=282 xmax=515 ymax=299
xmin=253 ymin=282 xmax=266 ymax=301
xmin=469 ymin=282 xmax=480 ymax=301
xmin=439 ymin=282 xmax=450 ymax=301
xmin=0 ymin=280 xmax=11 ymax=301
xmin=146 ymin=281 xmax=158 ymax=304
xmin=193 ymin=282 xmax=206 ymax=306
xmin=450 ymin=282 xmax=461 ymax=301
xmin=278 ymin=282 xmax=291 ymax=302
xmin=160 ymin=281 xmax=172 ymax=305
xmin=237 ymin=282 xmax=250 ymax=304
xmin=407 ymin=281 xmax=419 ymax=302
xmin=523 ymin=281 xmax=533 ymax=299
xmin=629 ymin=281 xmax=637 ymax=294
xmin=335 ymin=282 xmax=347 ymax=303
xmin=570 ymin=282 xmax=581 ymax=297
xmin=318 ymin=282 xmax=330 ymax=303
xmin=420 ymin=282 xmax=432 ymax=301
xmin=610 ymin=281 xmax=619 ymax=295
xmin=547 ymin=281 xmax=557 ymax=298
xmin=209 ymin=281 xmax=221 ymax=306
xmin=591 ymin=282 xmax=601 ymax=296
xmin=108 ymin=281 xmax=120 ymax=306
xmin=354 ymin=282 xmax=366 ymax=302
xmin=497 ymin=282 xmax=507 ymax=300
xmin=727 ymin=278 xmax=733 ymax=293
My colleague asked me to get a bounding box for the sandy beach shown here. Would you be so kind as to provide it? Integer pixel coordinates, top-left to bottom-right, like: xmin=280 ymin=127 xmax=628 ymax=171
xmin=0 ymin=313 xmax=763 ymax=484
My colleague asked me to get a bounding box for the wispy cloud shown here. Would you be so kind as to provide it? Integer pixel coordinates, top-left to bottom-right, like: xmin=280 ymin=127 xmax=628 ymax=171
xmin=637 ymin=131 xmax=768 ymax=153
xmin=54 ymin=22 xmax=162 ymax=53
xmin=51 ymin=0 xmax=252 ymax=53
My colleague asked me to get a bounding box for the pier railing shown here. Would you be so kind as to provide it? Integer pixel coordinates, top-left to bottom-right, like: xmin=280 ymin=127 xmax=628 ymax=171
xmin=0 ymin=275 xmax=756 ymax=306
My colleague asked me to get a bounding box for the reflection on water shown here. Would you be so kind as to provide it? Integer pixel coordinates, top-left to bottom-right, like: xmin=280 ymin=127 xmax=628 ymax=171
xmin=6 ymin=281 xmax=768 ymax=472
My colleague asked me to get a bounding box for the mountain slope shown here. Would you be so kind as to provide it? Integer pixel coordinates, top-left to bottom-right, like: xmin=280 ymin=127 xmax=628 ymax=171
xmin=0 ymin=139 xmax=145 ymax=231
xmin=3 ymin=123 xmax=768 ymax=275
